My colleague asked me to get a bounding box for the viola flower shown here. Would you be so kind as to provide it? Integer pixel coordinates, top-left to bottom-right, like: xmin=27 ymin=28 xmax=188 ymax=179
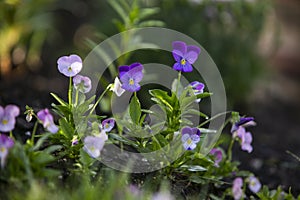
xmin=71 ymin=135 xmax=79 ymax=146
xmin=209 ymin=148 xmax=223 ymax=167
xmin=236 ymin=126 xmax=253 ymax=153
xmin=248 ymin=176 xmax=261 ymax=193
xmin=231 ymin=117 xmax=255 ymax=133
xmin=181 ymin=126 xmax=201 ymax=150
xmin=57 ymin=54 xmax=82 ymax=77
xmin=0 ymin=134 xmax=14 ymax=169
xmin=73 ymin=75 xmax=92 ymax=93
xmin=119 ymin=63 xmax=144 ymax=92
xmin=37 ymin=109 xmax=59 ymax=133
xmin=110 ymin=77 xmax=125 ymax=97
xmin=0 ymin=105 xmax=20 ymax=132
xmin=83 ymin=131 xmax=108 ymax=158
xmin=101 ymin=118 xmax=115 ymax=132
xmin=232 ymin=177 xmax=243 ymax=200
xmin=189 ymin=81 xmax=205 ymax=102
xmin=172 ymin=41 xmax=201 ymax=72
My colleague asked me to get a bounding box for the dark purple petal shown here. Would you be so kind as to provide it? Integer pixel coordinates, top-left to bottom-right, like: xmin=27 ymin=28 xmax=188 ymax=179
xmin=173 ymin=62 xmax=183 ymax=71
xmin=129 ymin=62 xmax=143 ymax=71
xmin=0 ymin=134 xmax=14 ymax=148
xmin=119 ymin=65 xmax=130 ymax=78
xmin=181 ymin=127 xmax=193 ymax=136
xmin=182 ymin=62 xmax=193 ymax=72
xmin=236 ymin=117 xmax=254 ymax=127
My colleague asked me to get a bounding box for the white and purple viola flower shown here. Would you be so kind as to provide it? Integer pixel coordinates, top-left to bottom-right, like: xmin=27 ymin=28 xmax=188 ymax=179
xmin=57 ymin=54 xmax=82 ymax=77
xmin=231 ymin=117 xmax=255 ymax=133
xmin=101 ymin=118 xmax=115 ymax=132
xmin=232 ymin=177 xmax=243 ymax=200
xmin=181 ymin=126 xmax=201 ymax=150
xmin=110 ymin=77 xmax=125 ymax=97
xmin=0 ymin=134 xmax=14 ymax=169
xmin=73 ymin=75 xmax=92 ymax=93
xmin=172 ymin=41 xmax=201 ymax=72
xmin=83 ymin=130 xmax=108 ymax=158
xmin=37 ymin=109 xmax=59 ymax=133
xmin=248 ymin=176 xmax=261 ymax=193
xmin=209 ymin=148 xmax=223 ymax=167
xmin=235 ymin=126 xmax=253 ymax=153
xmin=0 ymin=105 xmax=20 ymax=132
xmin=119 ymin=62 xmax=144 ymax=92
xmin=189 ymin=81 xmax=205 ymax=102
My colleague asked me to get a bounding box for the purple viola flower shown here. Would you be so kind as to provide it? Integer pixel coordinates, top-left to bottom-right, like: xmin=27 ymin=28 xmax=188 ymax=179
xmin=37 ymin=109 xmax=59 ymax=133
xmin=232 ymin=177 xmax=243 ymax=200
xmin=236 ymin=127 xmax=253 ymax=153
xmin=172 ymin=41 xmax=201 ymax=72
xmin=119 ymin=63 xmax=144 ymax=92
xmin=231 ymin=117 xmax=255 ymax=133
xmin=248 ymin=176 xmax=261 ymax=193
xmin=101 ymin=118 xmax=115 ymax=132
xmin=209 ymin=148 xmax=223 ymax=167
xmin=83 ymin=131 xmax=108 ymax=158
xmin=110 ymin=77 xmax=125 ymax=97
xmin=0 ymin=105 xmax=20 ymax=132
xmin=57 ymin=54 xmax=82 ymax=77
xmin=181 ymin=126 xmax=201 ymax=150
xmin=189 ymin=81 xmax=205 ymax=102
xmin=73 ymin=75 xmax=92 ymax=93
xmin=71 ymin=136 xmax=79 ymax=146
xmin=0 ymin=134 xmax=14 ymax=169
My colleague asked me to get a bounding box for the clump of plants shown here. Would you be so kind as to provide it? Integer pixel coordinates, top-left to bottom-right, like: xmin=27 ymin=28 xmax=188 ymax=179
xmin=0 ymin=40 xmax=299 ymax=200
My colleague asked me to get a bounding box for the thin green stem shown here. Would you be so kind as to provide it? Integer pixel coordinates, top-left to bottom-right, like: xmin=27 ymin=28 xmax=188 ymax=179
xmin=89 ymin=85 xmax=111 ymax=115
xmin=31 ymin=121 xmax=38 ymax=145
xmin=9 ymin=131 xmax=13 ymax=138
xmin=198 ymin=111 xmax=232 ymax=128
xmin=175 ymin=71 xmax=181 ymax=96
xmin=68 ymin=77 xmax=72 ymax=107
xmin=227 ymin=137 xmax=235 ymax=162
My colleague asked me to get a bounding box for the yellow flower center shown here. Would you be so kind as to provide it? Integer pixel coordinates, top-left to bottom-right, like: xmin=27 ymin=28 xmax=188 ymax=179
xmin=2 ymin=119 xmax=8 ymax=125
xmin=68 ymin=66 xmax=72 ymax=72
xmin=180 ymin=59 xmax=186 ymax=65
xmin=187 ymin=138 xmax=192 ymax=145
xmin=129 ymin=78 xmax=134 ymax=85
xmin=105 ymin=124 xmax=110 ymax=129
xmin=0 ymin=147 xmax=5 ymax=152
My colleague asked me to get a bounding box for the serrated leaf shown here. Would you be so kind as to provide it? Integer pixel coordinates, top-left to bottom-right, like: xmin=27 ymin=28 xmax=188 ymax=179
xmin=129 ymin=94 xmax=141 ymax=125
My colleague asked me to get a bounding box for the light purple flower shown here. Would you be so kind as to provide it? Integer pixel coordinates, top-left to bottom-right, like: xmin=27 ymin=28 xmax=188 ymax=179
xmin=0 ymin=134 xmax=14 ymax=169
xmin=152 ymin=191 xmax=174 ymax=200
xmin=101 ymin=118 xmax=115 ymax=132
xmin=37 ymin=109 xmax=59 ymax=133
xmin=231 ymin=117 xmax=255 ymax=133
xmin=236 ymin=127 xmax=253 ymax=153
xmin=0 ymin=105 xmax=20 ymax=132
xmin=248 ymin=176 xmax=261 ymax=193
xmin=110 ymin=77 xmax=125 ymax=97
xmin=189 ymin=81 xmax=205 ymax=102
xmin=181 ymin=126 xmax=201 ymax=150
xmin=73 ymin=75 xmax=92 ymax=93
xmin=83 ymin=131 xmax=108 ymax=158
xmin=232 ymin=177 xmax=243 ymax=200
xmin=209 ymin=148 xmax=223 ymax=167
xmin=119 ymin=63 xmax=144 ymax=92
xmin=57 ymin=54 xmax=82 ymax=77
xmin=172 ymin=41 xmax=201 ymax=72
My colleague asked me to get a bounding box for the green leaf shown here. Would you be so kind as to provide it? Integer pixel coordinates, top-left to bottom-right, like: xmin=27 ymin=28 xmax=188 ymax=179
xmin=129 ymin=94 xmax=141 ymax=125
xmin=32 ymin=132 xmax=52 ymax=151
xmin=31 ymin=152 xmax=56 ymax=165
xmin=180 ymin=164 xmax=207 ymax=172
xmin=43 ymin=145 xmax=63 ymax=154
xmin=59 ymin=118 xmax=74 ymax=139
xmin=109 ymin=133 xmax=139 ymax=148
xmin=50 ymin=93 xmax=68 ymax=106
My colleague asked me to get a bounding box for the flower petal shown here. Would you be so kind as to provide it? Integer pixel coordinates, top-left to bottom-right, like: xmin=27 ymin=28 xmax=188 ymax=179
xmin=172 ymin=41 xmax=187 ymax=56
xmin=182 ymin=62 xmax=193 ymax=72
xmin=172 ymin=62 xmax=183 ymax=71
xmin=5 ymin=105 xmax=20 ymax=117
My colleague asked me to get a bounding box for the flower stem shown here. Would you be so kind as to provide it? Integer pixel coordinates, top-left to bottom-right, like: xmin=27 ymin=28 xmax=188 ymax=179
xmin=68 ymin=77 xmax=73 ymax=107
xmin=31 ymin=121 xmax=38 ymax=145
xmin=89 ymin=85 xmax=111 ymax=115
xmin=175 ymin=71 xmax=181 ymax=96
xmin=227 ymin=137 xmax=235 ymax=162
xmin=198 ymin=111 xmax=232 ymax=128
